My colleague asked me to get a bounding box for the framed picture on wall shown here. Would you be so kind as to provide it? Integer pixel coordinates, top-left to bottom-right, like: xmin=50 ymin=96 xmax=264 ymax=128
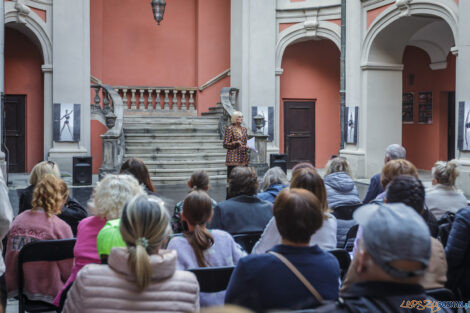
xmin=343 ymin=106 xmax=358 ymax=144
xmin=53 ymin=103 xmax=81 ymax=142
xmin=402 ymin=92 xmax=414 ymax=123
xmin=251 ymin=106 xmax=274 ymax=141
xmin=458 ymin=101 xmax=470 ymax=151
xmin=418 ymin=92 xmax=433 ymax=124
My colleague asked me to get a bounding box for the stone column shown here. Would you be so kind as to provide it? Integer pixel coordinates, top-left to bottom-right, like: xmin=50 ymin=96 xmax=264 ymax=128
xmin=455 ymin=0 xmax=470 ymax=196
xmin=48 ymin=0 xmax=90 ymax=173
xmin=42 ymin=64 xmax=53 ymax=160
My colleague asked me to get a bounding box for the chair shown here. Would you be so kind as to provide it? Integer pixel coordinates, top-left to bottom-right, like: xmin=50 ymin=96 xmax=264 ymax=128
xmin=426 ymin=288 xmax=458 ymax=313
xmin=328 ymin=249 xmax=351 ymax=279
xmin=18 ymin=238 xmax=76 ymax=313
xmin=232 ymin=231 xmax=263 ymax=253
xmin=344 ymin=224 xmax=359 ymax=253
xmin=332 ymin=203 xmax=363 ymax=220
xmin=187 ymin=266 xmax=235 ymax=293
xmin=336 ymin=219 xmax=357 ymax=249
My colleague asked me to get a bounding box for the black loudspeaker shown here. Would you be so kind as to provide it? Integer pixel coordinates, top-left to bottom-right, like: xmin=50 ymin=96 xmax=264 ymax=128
xmin=73 ymin=156 xmax=92 ymax=185
xmin=270 ymin=154 xmax=287 ymax=174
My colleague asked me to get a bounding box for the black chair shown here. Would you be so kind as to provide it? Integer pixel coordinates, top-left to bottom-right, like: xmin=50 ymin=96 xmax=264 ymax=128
xmin=187 ymin=266 xmax=235 ymax=293
xmin=336 ymin=219 xmax=357 ymax=249
xmin=328 ymin=249 xmax=351 ymax=280
xmin=232 ymin=231 xmax=262 ymax=253
xmin=18 ymin=238 xmax=76 ymax=313
xmin=332 ymin=203 xmax=362 ymax=220
xmin=426 ymin=288 xmax=458 ymax=313
xmin=344 ymin=224 xmax=359 ymax=253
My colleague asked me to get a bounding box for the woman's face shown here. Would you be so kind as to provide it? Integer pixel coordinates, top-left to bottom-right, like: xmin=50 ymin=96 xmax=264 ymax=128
xmin=236 ymin=116 xmax=243 ymax=125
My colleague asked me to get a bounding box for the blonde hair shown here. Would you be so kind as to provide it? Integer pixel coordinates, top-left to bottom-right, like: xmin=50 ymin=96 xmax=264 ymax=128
xmin=325 ymin=157 xmax=352 ymax=177
xmin=231 ymin=111 xmax=243 ymax=124
xmin=432 ymin=160 xmax=459 ymax=187
xmin=29 ymin=161 xmax=61 ymax=185
xmin=89 ymin=174 xmax=144 ymax=220
xmin=31 ymin=174 xmax=69 ymax=217
xmin=120 ymin=194 xmax=172 ymax=291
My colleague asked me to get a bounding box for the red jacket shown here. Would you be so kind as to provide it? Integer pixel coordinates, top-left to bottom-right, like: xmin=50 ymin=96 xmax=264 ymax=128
xmin=5 ymin=209 xmax=73 ymax=303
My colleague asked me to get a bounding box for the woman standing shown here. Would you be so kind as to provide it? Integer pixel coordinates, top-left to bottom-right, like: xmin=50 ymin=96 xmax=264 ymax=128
xmin=223 ymin=111 xmax=249 ymax=179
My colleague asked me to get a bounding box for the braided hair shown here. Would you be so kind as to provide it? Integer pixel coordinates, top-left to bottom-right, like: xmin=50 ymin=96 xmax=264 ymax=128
xmin=386 ymin=175 xmax=425 ymax=214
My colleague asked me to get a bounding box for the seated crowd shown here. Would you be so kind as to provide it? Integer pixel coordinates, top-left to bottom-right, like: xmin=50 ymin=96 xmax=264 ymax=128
xmin=0 ymin=146 xmax=468 ymax=312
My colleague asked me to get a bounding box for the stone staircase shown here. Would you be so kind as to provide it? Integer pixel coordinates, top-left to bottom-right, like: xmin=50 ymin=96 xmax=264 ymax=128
xmin=123 ymin=114 xmax=227 ymax=185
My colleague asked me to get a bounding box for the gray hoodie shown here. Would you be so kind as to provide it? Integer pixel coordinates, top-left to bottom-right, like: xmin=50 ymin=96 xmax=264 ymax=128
xmin=324 ymin=172 xmax=361 ymax=209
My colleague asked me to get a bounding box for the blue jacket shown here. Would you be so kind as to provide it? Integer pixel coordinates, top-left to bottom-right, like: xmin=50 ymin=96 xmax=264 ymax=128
xmin=257 ymin=184 xmax=288 ymax=203
xmin=324 ymin=172 xmax=361 ymax=209
xmin=362 ymin=173 xmax=383 ymax=204
xmin=225 ymin=244 xmax=340 ymax=311
xmin=208 ymin=195 xmax=273 ymax=234
xmin=445 ymin=207 xmax=470 ymax=299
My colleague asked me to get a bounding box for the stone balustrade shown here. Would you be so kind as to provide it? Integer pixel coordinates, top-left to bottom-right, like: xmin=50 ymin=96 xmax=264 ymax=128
xmin=113 ymin=86 xmax=197 ymax=112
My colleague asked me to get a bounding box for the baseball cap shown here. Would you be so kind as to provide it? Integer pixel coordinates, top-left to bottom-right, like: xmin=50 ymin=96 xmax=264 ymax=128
xmin=353 ymin=202 xmax=431 ymax=278
xmin=97 ymin=219 xmax=126 ymax=257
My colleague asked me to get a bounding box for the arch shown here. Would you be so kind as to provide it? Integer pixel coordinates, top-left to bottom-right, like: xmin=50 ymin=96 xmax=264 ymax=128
xmin=362 ymin=0 xmax=458 ymax=65
xmin=5 ymin=3 xmax=52 ymax=65
xmin=276 ymin=21 xmax=341 ymax=69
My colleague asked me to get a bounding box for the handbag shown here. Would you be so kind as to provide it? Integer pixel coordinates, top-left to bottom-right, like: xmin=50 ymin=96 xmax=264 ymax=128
xmin=268 ymin=251 xmax=324 ymax=304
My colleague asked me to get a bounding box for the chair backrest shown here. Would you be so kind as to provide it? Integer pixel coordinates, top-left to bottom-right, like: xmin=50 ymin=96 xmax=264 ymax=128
xmin=232 ymin=231 xmax=262 ymax=253
xmin=425 ymin=288 xmax=457 ymax=301
xmin=336 ymin=219 xmax=357 ymax=249
xmin=344 ymin=224 xmax=359 ymax=252
xmin=18 ymin=239 xmax=76 ymax=312
xmin=328 ymin=249 xmax=351 ymax=279
xmin=187 ymin=266 xmax=234 ymax=293
xmin=332 ymin=203 xmax=362 ymax=220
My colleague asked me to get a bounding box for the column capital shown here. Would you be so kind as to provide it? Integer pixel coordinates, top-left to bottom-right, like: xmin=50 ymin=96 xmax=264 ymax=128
xmin=275 ymin=68 xmax=284 ymax=76
xmin=41 ymin=64 xmax=53 ymax=73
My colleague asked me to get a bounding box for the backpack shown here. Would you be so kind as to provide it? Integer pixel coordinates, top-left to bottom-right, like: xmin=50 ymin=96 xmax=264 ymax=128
xmin=437 ymin=212 xmax=456 ymax=247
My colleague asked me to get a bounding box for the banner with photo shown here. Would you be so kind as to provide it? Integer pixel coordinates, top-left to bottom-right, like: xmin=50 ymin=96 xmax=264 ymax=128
xmin=53 ymin=103 xmax=81 ymax=142
xmin=402 ymin=92 xmax=414 ymax=123
xmin=343 ymin=106 xmax=358 ymax=144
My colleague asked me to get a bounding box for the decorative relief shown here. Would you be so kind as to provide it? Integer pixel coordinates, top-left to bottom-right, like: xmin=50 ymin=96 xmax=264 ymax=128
xmin=14 ymin=0 xmax=32 ymax=24
xmin=395 ymin=0 xmax=412 ymax=17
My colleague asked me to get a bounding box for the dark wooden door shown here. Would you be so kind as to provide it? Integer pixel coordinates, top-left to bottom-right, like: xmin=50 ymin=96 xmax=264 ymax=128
xmin=5 ymin=95 xmax=26 ymax=172
xmin=448 ymin=91 xmax=455 ymax=160
xmin=284 ymin=101 xmax=315 ymax=168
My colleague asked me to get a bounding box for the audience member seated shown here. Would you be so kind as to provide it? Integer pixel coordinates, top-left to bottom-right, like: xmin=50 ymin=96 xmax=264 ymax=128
xmin=53 ymin=174 xmax=143 ymax=306
xmin=291 ymin=162 xmax=315 ymax=177
xmin=6 ymin=175 xmax=73 ymax=304
xmin=257 ymin=167 xmax=289 ymax=203
xmin=168 ymin=190 xmax=245 ymax=307
xmin=171 ymin=170 xmax=218 ymax=233
xmin=324 ymin=157 xmax=361 ymax=210
xmin=445 ymin=206 xmax=470 ymax=301
xmin=252 ymin=168 xmax=337 ymax=254
xmin=120 ymin=158 xmax=157 ymax=196
xmin=96 ymin=219 xmax=126 ymax=264
xmin=362 ymin=144 xmax=406 ymax=204
xmin=317 ymin=202 xmax=453 ymax=313
xmin=209 ymin=167 xmax=272 ymax=234
xmin=378 ymin=159 xmax=418 ymax=201
xmin=63 ymin=194 xmax=200 ymax=313
xmin=18 ymin=160 xmax=87 ymax=235
xmin=225 ymin=188 xmax=340 ymax=311
xmin=342 ymin=175 xmax=446 ymax=292
xmin=425 ymin=160 xmax=467 ymax=220
xmin=0 ymin=170 xmax=13 ymax=313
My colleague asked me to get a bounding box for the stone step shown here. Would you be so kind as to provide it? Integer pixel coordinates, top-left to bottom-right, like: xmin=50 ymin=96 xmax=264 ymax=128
xmin=148 ymin=167 xmax=226 ymax=178
xmin=126 ymin=145 xmax=225 ymax=154
xmin=124 ymin=125 xmax=218 ymax=134
xmin=124 ymin=152 xmax=226 ymax=161
xmin=143 ymin=160 xmax=226 ymax=169
xmin=124 ymin=132 xmax=221 ymax=139
xmin=151 ymin=175 xmax=226 ymax=186
xmin=125 ymin=138 xmax=223 ymax=147
xmin=123 ymin=118 xmax=219 ymax=126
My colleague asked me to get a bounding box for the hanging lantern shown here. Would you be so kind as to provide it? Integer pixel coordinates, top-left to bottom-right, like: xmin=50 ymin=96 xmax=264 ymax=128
xmin=150 ymin=0 xmax=166 ymax=25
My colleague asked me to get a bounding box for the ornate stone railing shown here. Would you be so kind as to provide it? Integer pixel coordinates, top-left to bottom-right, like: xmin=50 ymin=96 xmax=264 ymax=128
xmin=113 ymin=86 xmax=197 ymax=112
xmin=91 ymin=84 xmax=125 ymax=179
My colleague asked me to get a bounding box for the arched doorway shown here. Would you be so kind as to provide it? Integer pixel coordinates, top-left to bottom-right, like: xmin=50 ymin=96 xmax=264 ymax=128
xmin=4 ymin=27 xmax=44 ymax=172
xmin=280 ymin=39 xmax=340 ymax=167
xmin=361 ymin=4 xmax=457 ymax=175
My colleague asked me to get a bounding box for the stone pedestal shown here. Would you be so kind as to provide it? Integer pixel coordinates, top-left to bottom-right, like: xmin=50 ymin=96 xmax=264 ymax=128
xmin=249 ymin=133 xmax=269 ymax=179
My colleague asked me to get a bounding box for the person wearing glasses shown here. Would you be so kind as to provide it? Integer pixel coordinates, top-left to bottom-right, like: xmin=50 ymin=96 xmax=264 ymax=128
xmin=18 ymin=161 xmax=87 ymax=235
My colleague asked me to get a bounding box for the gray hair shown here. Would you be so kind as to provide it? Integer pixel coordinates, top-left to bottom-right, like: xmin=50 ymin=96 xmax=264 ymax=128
xmin=432 ymin=160 xmax=459 ymax=187
xmin=231 ymin=111 xmax=243 ymax=124
xmin=385 ymin=144 xmax=406 ymax=160
xmin=261 ymin=167 xmax=288 ymax=191
xmin=325 ymin=157 xmax=352 ymax=177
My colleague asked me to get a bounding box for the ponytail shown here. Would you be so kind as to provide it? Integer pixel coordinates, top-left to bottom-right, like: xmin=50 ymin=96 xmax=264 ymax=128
xmin=128 ymin=244 xmax=152 ymax=291
xmin=432 ymin=160 xmax=459 ymax=187
xmin=182 ymin=190 xmax=214 ymax=267
xmin=184 ymin=225 xmax=214 ymax=267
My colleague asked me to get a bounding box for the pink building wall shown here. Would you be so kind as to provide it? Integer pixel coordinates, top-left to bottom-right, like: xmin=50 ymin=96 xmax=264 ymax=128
xmin=280 ymin=40 xmax=341 ymax=168
xmin=5 ymin=28 xmax=44 ymax=172
xmin=402 ymin=46 xmax=456 ymax=169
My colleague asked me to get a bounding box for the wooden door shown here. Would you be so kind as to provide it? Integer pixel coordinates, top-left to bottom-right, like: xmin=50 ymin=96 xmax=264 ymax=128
xmin=284 ymin=101 xmax=315 ymax=168
xmin=5 ymin=95 xmax=26 ymax=172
